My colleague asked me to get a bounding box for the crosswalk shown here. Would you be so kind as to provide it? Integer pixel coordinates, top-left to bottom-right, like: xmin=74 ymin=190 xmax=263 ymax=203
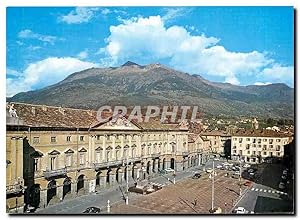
xmin=251 ymin=187 xmax=288 ymax=196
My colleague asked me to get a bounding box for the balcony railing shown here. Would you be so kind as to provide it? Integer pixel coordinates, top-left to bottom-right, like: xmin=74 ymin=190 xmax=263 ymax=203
xmin=182 ymin=151 xmax=189 ymax=156
xmin=151 ymin=153 xmax=160 ymax=158
xmin=6 ymin=184 xmax=23 ymax=194
xmin=43 ymin=168 xmax=67 ymax=178
xmin=94 ymin=160 xmax=123 ymax=169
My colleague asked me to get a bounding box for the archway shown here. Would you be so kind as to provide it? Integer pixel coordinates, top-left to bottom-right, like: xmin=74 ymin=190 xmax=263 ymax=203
xmin=47 ymin=180 xmax=57 ymax=205
xmin=63 ymin=177 xmax=71 ymax=199
xmin=147 ymin=161 xmax=151 ymax=174
xmin=116 ymin=168 xmax=120 ymax=183
xmin=107 ymin=169 xmax=111 ymax=184
xmin=77 ymin=175 xmax=84 ymax=193
xmin=170 ymin=158 xmax=175 ymax=170
xmin=191 ymin=156 xmax=194 ymax=167
xmin=152 ymin=159 xmax=156 ymax=173
xmin=162 ymin=158 xmax=166 ymax=170
xmin=96 ymin=171 xmax=101 ymax=189
xmin=158 ymin=158 xmax=161 ymax=171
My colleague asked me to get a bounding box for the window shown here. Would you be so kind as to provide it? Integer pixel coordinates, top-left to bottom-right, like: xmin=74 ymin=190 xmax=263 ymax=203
xmin=96 ymin=151 xmax=101 ymax=162
xmin=253 ymin=139 xmax=256 ymax=143
xmin=269 ymin=145 xmax=273 ymax=149
xmin=66 ymin=136 xmax=71 ymax=142
xmin=141 ymin=147 xmax=144 ymax=156
xmin=258 ymin=151 xmax=261 ymax=156
xmin=246 ymin=138 xmax=250 ymax=141
xmin=116 ymin=150 xmax=120 ymax=159
xmin=97 ymin=135 xmax=100 ymax=140
xmin=263 ymin=139 xmax=267 ymax=142
xmin=276 ymin=145 xmax=280 ymax=151
xmin=233 ymin=138 xmax=237 ymax=141
xmin=276 ymin=139 xmax=281 ymax=142
xmin=132 ymin=148 xmax=136 ymax=158
xmin=252 ymin=151 xmax=256 ymax=155
xmin=34 ymin=158 xmax=39 ymax=171
xmin=258 ymin=145 xmax=261 ymax=148
xmin=246 ymin=144 xmax=250 ymax=150
xmin=270 ymin=152 xmax=273 ymax=157
xmin=269 ymin=139 xmax=273 ymax=144
xmin=233 ymin=150 xmax=237 ymax=153
xmin=263 ymin=145 xmax=267 ymax=150
xmin=277 ymin=152 xmax=280 ymax=156
xmin=80 ymin=136 xmax=84 ymax=141
xmin=253 ymin=144 xmax=256 ymax=148
xmin=239 ymin=138 xmax=243 ymax=143
xmin=258 ymin=139 xmax=261 ymax=144
xmin=33 ymin=137 xmax=39 ymax=144
xmin=263 ymin=152 xmax=267 ymax=155
xmin=106 ymin=151 xmax=111 ymax=161
xmin=148 ymin=147 xmax=151 ymax=155
xmin=66 ymin=154 xmax=72 ymax=167
xmin=50 ymin=137 xmax=56 ymax=143
xmin=79 ymin=153 xmax=85 ymax=165
xmin=50 ymin=157 xmax=56 ymax=170
xmin=233 ymin=146 xmax=236 ymax=149
xmin=247 ymin=150 xmax=250 ymax=154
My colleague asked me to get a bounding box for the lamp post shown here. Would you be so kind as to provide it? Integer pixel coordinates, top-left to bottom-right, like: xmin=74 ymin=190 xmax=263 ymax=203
xmin=173 ymin=171 xmax=176 ymax=184
xmin=239 ymin=156 xmax=242 ymax=196
xmin=125 ymin=156 xmax=129 ymax=205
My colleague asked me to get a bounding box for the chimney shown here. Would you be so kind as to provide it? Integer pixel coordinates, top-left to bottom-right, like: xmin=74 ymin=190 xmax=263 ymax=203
xmin=31 ymin=107 xmax=36 ymax=115
xmin=41 ymin=105 xmax=47 ymax=111
xmin=58 ymin=107 xmax=65 ymax=115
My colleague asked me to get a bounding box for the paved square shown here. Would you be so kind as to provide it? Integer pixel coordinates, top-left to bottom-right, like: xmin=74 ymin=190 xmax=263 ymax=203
xmin=109 ymin=170 xmax=247 ymax=214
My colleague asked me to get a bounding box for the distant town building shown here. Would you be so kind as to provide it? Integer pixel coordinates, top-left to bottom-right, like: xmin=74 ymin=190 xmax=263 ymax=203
xmin=252 ymin=117 xmax=259 ymax=129
xmin=231 ymin=129 xmax=292 ymax=163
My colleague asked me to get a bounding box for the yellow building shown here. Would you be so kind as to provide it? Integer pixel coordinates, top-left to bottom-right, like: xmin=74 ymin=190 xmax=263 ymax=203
xmin=6 ymin=102 xmax=209 ymax=213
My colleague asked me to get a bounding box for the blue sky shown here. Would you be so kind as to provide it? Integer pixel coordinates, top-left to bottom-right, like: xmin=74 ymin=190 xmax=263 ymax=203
xmin=6 ymin=6 xmax=294 ymax=96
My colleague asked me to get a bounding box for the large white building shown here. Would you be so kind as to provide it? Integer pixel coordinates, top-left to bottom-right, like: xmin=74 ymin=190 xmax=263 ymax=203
xmin=231 ymin=129 xmax=293 ymax=163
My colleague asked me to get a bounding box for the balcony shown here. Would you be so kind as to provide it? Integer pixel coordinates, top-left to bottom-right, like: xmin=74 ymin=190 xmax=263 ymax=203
xmin=182 ymin=151 xmax=189 ymax=156
xmin=94 ymin=160 xmax=123 ymax=169
xmin=6 ymin=184 xmax=23 ymax=194
xmin=151 ymin=153 xmax=160 ymax=158
xmin=43 ymin=168 xmax=67 ymax=178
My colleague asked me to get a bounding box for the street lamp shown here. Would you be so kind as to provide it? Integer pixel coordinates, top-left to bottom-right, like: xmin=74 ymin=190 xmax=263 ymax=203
xmin=173 ymin=171 xmax=176 ymax=184
xmin=239 ymin=156 xmax=242 ymax=196
xmin=125 ymin=156 xmax=129 ymax=205
xmin=211 ymin=159 xmax=215 ymax=212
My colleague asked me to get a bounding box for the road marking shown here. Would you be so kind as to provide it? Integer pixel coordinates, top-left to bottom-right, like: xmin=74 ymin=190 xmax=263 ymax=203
xmin=263 ymin=189 xmax=267 ymax=192
xmin=251 ymin=188 xmax=255 ymax=191
xmin=255 ymin=188 xmax=259 ymax=191
xmin=272 ymin=191 xmax=275 ymax=193
xmin=280 ymin=192 xmax=284 ymax=195
xmin=268 ymin=190 xmax=271 ymax=193
xmin=276 ymin=191 xmax=280 ymax=194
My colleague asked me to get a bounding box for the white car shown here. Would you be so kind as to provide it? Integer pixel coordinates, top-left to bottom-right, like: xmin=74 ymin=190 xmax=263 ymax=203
xmin=206 ymin=168 xmax=213 ymax=173
xmin=283 ymin=170 xmax=288 ymax=175
xmin=216 ymin=165 xmax=223 ymax=169
xmin=214 ymin=158 xmax=220 ymax=161
xmin=243 ymin=164 xmax=251 ymax=168
xmin=234 ymin=171 xmax=240 ymax=176
xmin=164 ymin=168 xmax=175 ymax=173
xmin=234 ymin=207 xmax=248 ymax=214
xmin=279 ymin=182 xmax=286 ymax=189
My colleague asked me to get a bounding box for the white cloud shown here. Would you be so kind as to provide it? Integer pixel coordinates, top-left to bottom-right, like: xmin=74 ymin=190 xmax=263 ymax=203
xmin=18 ymin=29 xmax=61 ymax=45
xmin=258 ymin=64 xmax=294 ymax=86
xmin=101 ymin=16 xmax=219 ymax=65
xmin=27 ymin=45 xmax=42 ymax=51
xmin=162 ymin=7 xmax=193 ymax=23
xmin=254 ymin=82 xmax=272 ymax=86
xmin=100 ymin=15 xmax=292 ymax=86
xmin=6 ymin=57 xmax=98 ymax=97
xmin=59 ymin=7 xmax=99 ymax=24
xmin=7 ymin=68 xmax=22 ymax=77
xmin=77 ymin=49 xmax=89 ymax=59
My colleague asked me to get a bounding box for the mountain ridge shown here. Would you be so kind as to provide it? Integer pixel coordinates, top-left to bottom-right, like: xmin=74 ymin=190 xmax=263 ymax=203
xmin=8 ymin=61 xmax=294 ymax=119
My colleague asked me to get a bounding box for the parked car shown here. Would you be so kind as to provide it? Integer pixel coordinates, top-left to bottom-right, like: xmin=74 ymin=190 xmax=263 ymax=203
xmin=283 ymin=170 xmax=288 ymax=175
xmin=279 ymin=182 xmax=286 ymax=189
xmin=83 ymin=207 xmax=101 ymax=214
xmin=192 ymin=173 xmax=201 ymax=179
xmin=214 ymin=158 xmax=220 ymax=161
xmin=281 ymin=175 xmax=287 ymax=180
xmin=216 ymin=165 xmax=223 ymax=169
xmin=165 ymin=168 xmax=175 ymax=173
xmin=243 ymin=164 xmax=251 ymax=168
xmin=206 ymin=168 xmax=213 ymax=173
xmin=234 ymin=171 xmax=240 ymax=176
xmin=233 ymin=207 xmax=249 ymax=214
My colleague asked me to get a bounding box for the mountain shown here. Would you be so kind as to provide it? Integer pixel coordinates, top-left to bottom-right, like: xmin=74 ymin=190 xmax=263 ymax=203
xmin=8 ymin=62 xmax=294 ymax=119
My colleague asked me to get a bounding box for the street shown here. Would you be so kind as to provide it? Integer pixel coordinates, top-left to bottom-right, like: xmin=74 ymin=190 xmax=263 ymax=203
xmin=232 ymin=163 xmax=293 ymax=214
